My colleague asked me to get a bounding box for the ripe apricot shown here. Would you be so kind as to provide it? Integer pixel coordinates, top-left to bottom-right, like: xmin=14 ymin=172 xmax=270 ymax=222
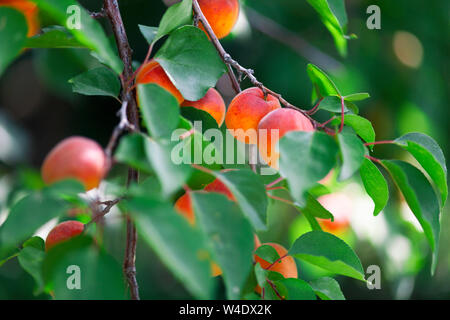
xmin=181 ymin=88 xmax=226 ymax=126
xmin=225 ymin=87 xmax=281 ymax=144
xmin=136 ymin=60 xmax=184 ymax=104
xmin=317 ymin=193 xmax=352 ymax=234
xmin=45 ymin=220 xmax=84 ymax=251
xmin=1 ymin=0 xmax=39 ymax=37
xmin=198 ymin=0 xmax=240 ymax=39
xmin=257 ymin=108 xmax=314 ymax=168
xmin=41 ymin=136 xmax=108 ymax=191
xmin=254 ymin=242 xmax=298 ymax=294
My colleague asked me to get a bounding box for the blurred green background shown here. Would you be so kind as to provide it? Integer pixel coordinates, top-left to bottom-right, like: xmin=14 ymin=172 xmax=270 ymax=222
xmin=0 ymin=0 xmax=448 ymax=299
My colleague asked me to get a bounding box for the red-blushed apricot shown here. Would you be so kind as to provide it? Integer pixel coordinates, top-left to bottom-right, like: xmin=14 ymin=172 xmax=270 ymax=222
xmin=181 ymin=88 xmax=226 ymax=126
xmin=254 ymin=242 xmax=298 ymax=294
xmin=41 ymin=136 xmax=108 ymax=191
xmin=225 ymin=87 xmax=281 ymax=144
xmin=1 ymin=0 xmax=39 ymax=37
xmin=257 ymin=108 xmax=314 ymax=168
xmin=136 ymin=60 xmax=184 ymax=104
xmin=45 ymin=221 xmax=84 ymax=251
xmin=174 ymin=192 xmax=195 ymax=225
xmin=198 ymin=0 xmax=240 ymax=39
xmin=317 ymin=193 xmax=352 ymax=234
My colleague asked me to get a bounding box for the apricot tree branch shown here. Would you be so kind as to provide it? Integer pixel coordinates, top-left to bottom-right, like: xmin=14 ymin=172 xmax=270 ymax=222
xmin=103 ymin=0 xmax=140 ymax=300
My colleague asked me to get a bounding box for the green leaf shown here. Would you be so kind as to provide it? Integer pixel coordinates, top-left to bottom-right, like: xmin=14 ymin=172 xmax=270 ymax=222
xmin=275 ymin=278 xmax=317 ymax=300
xmin=26 ymin=26 xmax=86 ymax=48
xmin=191 ymin=193 xmax=254 ymax=299
xmin=337 ymin=131 xmax=366 ymax=180
xmin=255 ymin=245 xmax=281 ymax=264
xmin=144 ymin=138 xmax=193 ymax=197
xmin=138 ymin=83 xmax=180 ymax=138
xmin=344 ymin=92 xmax=370 ymax=101
xmin=307 ymin=64 xmax=341 ymax=101
xmin=156 ymin=0 xmax=193 ymax=42
xmin=114 ymin=133 xmax=153 ymax=173
xmin=382 ymin=160 xmax=441 ymax=272
xmin=306 ymin=0 xmax=348 ymax=56
xmin=289 ymin=231 xmax=365 ymax=281
xmin=0 ymin=191 xmax=69 ymax=258
xmin=138 ymin=25 xmax=158 ymax=44
xmin=180 ymin=107 xmax=219 ymax=133
xmin=31 ymin=0 xmax=123 ymax=74
xmin=43 ymin=236 xmax=125 ymax=299
xmin=319 ymin=95 xmax=358 ymax=114
xmin=395 ymin=133 xmax=447 ymax=207
xmin=0 ymin=7 xmax=28 ymax=76
xmin=279 ymin=131 xmax=339 ymax=205
xmin=18 ymin=237 xmax=46 ymax=293
xmin=213 ymin=169 xmax=268 ymax=231
xmin=127 ymin=196 xmax=214 ymax=299
xmin=299 ymin=193 xmax=334 ymax=220
xmin=333 ymin=115 xmax=376 ymax=147
xmin=155 ymin=26 xmax=227 ymax=101
xmin=69 ymin=67 xmax=120 ymax=98
xmin=310 ymin=277 xmax=345 ymax=300
xmin=359 ymin=158 xmax=388 ymax=216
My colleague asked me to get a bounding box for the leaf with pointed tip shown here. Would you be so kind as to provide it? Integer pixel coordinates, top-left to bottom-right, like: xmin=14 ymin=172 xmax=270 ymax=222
xmin=69 ymin=67 xmax=120 ymax=98
xmin=382 ymin=160 xmax=441 ymax=272
xmin=344 ymin=92 xmax=370 ymax=101
xmin=138 ymin=25 xmax=158 ymax=44
xmin=332 ymin=115 xmax=376 ymax=148
xmin=26 ymin=26 xmax=86 ymax=48
xmin=289 ymin=231 xmax=365 ymax=281
xmin=307 ymin=64 xmax=341 ymax=102
xmin=310 ymin=277 xmax=345 ymax=300
xmin=337 ymin=131 xmax=366 ymax=181
xmin=255 ymin=245 xmax=280 ymax=264
xmin=275 ymin=278 xmax=317 ymax=300
xmin=359 ymin=158 xmax=388 ymax=216
xmin=155 ymin=0 xmax=193 ymax=42
xmin=319 ymin=96 xmax=358 ymax=114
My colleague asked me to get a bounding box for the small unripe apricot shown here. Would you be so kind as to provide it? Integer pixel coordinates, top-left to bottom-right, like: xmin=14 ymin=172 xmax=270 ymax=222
xmin=1 ymin=0 xmax=39 ymax=37
xmin=257 ymin=108 xmax=314 ymax=168
xmin=198 ymin=0 xmax=240 ymax=39
xmin=136 ymin=60 xmax=184 ymax=104
xmin=45 ymin=220 xmax=84 ymax=251
xmin=317 ymin=193 xmax=352 ymax=234
xmin=225 ymin=87 xmax=281 ymax=144
xmin=254 ymin=242 xmax=298 ymax=294
xmin=41 ymin=136 xmax=108 ymax=191
xmin=181 ymin=88 xmax=226 ymax=126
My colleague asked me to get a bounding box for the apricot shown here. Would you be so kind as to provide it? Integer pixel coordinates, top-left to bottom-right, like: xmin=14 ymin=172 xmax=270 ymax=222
xmin=1 ymin=0 xmax=39 ymax=37
xmin=181 ymin=88 xmax=226 ymax=126
xmin=41 ymin=136 xmax=108 ymax=191
xmin=257 ymin=108 xmax=314 ymax=168
xmin=45 ymin=220 xmax=84 ymax=251
xmin=225 ymin=87 xmax=281 ymax=144
xmin=136 ymin=60 xmax=184 ymax=104
xmin=198 ymin=0 xmax=240 ymax=39
xmin=317 ymin=193 xmax=352 ymax=234
xmin=254 ymin=242 xmax=298 ymax=294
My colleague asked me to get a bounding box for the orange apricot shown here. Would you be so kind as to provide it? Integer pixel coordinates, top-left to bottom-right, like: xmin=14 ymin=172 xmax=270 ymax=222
xmin=174 ymin=192 xmax=195 ymax=225
xmin=257 ymin=108 xmax=314 ymax=168
xmin=317 ymin=193 xmax=352 ymax=234
xmin=1 ymin=0 xmax=39 ymax=37
xmin=254 ymin=242 xmax=298 ymax=294
xmin=136 ymin=60 xmax=184 ymax=104
xmin=41 ymin=136 xmax=108 ymax=191
xmin=225 ymin=87 xmax=281 ymax=144
xmin=181 ymin=88 xmax=226 ymax=126
xmin=198 ymin=0 xmax=240 ymax=39
xmin=45 ymin=221 xmax=84 ymax=251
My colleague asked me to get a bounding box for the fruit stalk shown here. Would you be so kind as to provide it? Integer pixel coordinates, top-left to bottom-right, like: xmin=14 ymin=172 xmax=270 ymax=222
xmin=103 ymin=0 xmax=140 ymax=300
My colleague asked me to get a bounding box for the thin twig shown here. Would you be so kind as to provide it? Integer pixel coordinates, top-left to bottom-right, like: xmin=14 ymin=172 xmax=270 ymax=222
xmin=364 ymin=140 xmax=394 ymax=146
xmin=365 ymin=155 xmax=381 ymax=164
xmin=265 ymin=177 xmax=284 ymax=188
xmin=103 ymin=0 xmax=140 ymax=300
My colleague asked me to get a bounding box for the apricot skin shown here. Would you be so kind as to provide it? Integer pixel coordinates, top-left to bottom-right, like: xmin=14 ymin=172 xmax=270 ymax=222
xmin=317 ymin=193 xmax=352 ymax=234
xmin=41 ymin=136 xmax=108 ymax=191
xmin=254 ymin=242 xmax=298 ymax=294
xmin=257 ymin=108 xmax=314 ymax=168
xmin=1 ymin=0 xmax=39 ymax=37
xmin=136 ymin=60 xmax=184 ymax=104
xmin=198 ymin=0 xmax=240 ymax=39
xmin=181 ymin=88 xmax=226 ymax=126
xmin=225 ymin=87 xmax=281 ymax=144
xmin=45 ymin=221 xmax=84 ymax=251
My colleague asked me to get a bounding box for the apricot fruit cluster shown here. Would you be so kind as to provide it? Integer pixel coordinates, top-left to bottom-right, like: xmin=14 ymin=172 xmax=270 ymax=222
xmin=41 ymin=136 xmax=108 ymax=191
xmin=45 ymin=220 xmax=84 ymax=251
